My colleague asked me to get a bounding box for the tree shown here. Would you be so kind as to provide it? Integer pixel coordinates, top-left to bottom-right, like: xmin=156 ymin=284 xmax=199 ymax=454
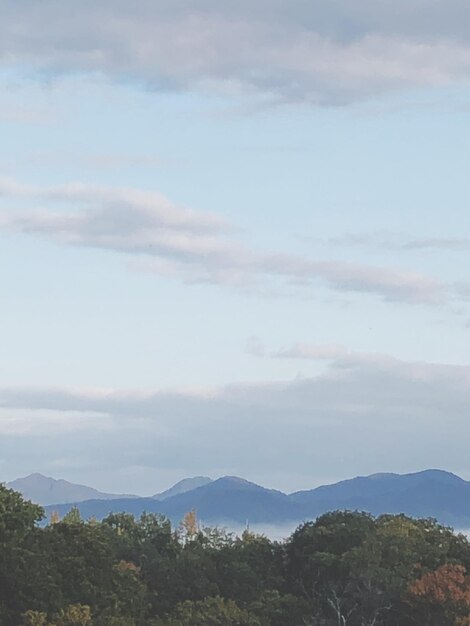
xmin=179 ymin=510 xmax=198 ymax=544
xmin=285 ymin=511 xmax=378 ymax=623
xmin=21 ymin=605 xmax=92 ymax=626
xmin=408 ymin=564 xmax=470 ymax=625
xmin=0 ymin=484 xmax=44 ymax=625
xmin=21 ymin=611 xmax=48 ymax=626
xmin=151 ymin=596 xmax=261 ymax=626
xmin=62 ymin=507 xmax=83 ymax=525
xmin=54 ymin=604 xmax=92 ymax=626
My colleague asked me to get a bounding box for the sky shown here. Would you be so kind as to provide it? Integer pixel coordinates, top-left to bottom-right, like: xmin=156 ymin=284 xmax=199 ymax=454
xmin=1 ymin=0 xmax=470 ymax=495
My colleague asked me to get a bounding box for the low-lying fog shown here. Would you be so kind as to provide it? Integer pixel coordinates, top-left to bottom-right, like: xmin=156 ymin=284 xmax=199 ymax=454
xmin=217 ymin=523 xmax=470 ymax=542
xmin=214 ymin=521 xmax=301 ymax=541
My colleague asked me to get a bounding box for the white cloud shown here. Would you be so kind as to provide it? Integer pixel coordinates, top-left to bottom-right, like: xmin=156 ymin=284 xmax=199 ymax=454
xmin=309 ymin=232 xmax=470 ymax=251
xmin=0 ymin=177 xmax=449 ymax=304
xmin=2 ymin=1 xmax=470 ymax=104
xmin=0 ymin=177 xmax=228 ymax=234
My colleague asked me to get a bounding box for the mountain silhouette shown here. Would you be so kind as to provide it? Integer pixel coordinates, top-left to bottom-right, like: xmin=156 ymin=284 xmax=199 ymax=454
xmin=11 ymin=469 xmax=470 ymax=529
xmin=153 ymin=476 xmax=212 ymax=500
xmin=7 ymin=473 xmax=137 ymax=506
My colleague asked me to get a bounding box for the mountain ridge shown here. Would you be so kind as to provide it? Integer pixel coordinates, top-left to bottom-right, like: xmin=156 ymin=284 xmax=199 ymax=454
xmin=8 ymin=469 xmax=470 ymax=529
xmin=6 ymin=473 xmax=138 ymax=506
xmin=153 ymin=476 xmax=212 ymax=500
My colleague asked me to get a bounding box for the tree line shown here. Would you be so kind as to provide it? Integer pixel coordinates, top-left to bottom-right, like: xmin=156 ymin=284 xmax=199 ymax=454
xmin=2 ymin=482 xmax=470 ymax=625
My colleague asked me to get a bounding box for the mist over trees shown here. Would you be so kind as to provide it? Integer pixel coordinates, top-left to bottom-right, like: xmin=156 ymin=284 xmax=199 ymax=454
xmin=2 ymin=483 xmax=470 ymax=626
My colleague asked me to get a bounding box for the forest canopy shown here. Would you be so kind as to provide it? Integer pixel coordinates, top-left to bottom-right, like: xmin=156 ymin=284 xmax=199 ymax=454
xmin=2 ymin=483 xmax=470 ymax=626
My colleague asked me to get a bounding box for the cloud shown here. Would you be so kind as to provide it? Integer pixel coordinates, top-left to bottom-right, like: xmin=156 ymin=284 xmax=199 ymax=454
xmin=399 ymin=238 xmax=470 ymax=251
xmin=2 ymin=353 xmax=470 ymax=490
xmin=0 ymin=177 xmax=449 ymax=304
xmin=3 ymin=1 xmax=470 ymax=104
xmin=273 ymin=342 xmax=349 ymax=360
xmin=0 ymin=177 xmax=228 ymax=234
xmin=306 ymin=232 xmax=470 ymax=252
xmin=17 ymin=152 xmax=164 ymax=171
xmin=0 ymin=408 xmax=111 ymax=437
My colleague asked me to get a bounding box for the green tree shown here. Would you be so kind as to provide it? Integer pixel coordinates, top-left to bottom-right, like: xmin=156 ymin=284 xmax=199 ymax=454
xmin=0 ymin=484 xmax=44 ymax=625
xmin=152 ymin=596 xmax=261 ymax=626
xmin=62 ymin=507 xmax=83 ymax=525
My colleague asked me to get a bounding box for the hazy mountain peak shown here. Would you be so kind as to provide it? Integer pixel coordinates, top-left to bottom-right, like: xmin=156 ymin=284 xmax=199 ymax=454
xmin=211 ymin=476 xmax=265 ymax=490
xmin=218 ymin=476 xmax=254 ymax=485
xmin=15 ymin=472 xmax=57 ymax=484
xmin=153 ymin=476 xmax=212 ymax=500
xmin=406 ymin=468 xmax=464 ymax=482
xmin=7 ymin=473 xmax=136 ymax=506
xmin=367 ymin=472 xmax=397 ymax=480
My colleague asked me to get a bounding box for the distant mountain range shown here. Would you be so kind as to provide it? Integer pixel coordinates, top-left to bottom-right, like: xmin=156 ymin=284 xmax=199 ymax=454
xmin=6 ymin=469 xmax=470 ymax=529
xmin=6 ymin=473 xmax=213 ymax=506
xmin=6 ymin=473 xmax=137 ymax=506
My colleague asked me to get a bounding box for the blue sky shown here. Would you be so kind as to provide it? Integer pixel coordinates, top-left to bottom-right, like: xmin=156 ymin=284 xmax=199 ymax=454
xmin=1 ymin=1 xmax=470 ymax=494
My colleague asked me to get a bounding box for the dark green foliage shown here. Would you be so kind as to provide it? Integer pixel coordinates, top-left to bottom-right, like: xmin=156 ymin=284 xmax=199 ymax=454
xmin=151 ymin=596 xmax=261 ymax=626
xmin=0 ymin=485 xmax=44 ymax=625
xmin=3 ymin=483 xmax=470 ymax=625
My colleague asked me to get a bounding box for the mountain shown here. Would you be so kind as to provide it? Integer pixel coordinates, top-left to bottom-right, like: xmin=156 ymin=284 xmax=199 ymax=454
xmin=24 ymin=469 xmax=470 ymax=530
xmin=291 ymin=469 xmax=470 ymax=527
xmin=44 ymin=476 xmax=305 ymax=525
xmin=6 ymin=473 xmax=136 ymax=506
xmin=153 ymin=476 xmax=212 ymax=500
xmin=155 ymin=476 xmax=303 ymax=524
xmin=291 ymin=469 xmax=464 ymax=505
